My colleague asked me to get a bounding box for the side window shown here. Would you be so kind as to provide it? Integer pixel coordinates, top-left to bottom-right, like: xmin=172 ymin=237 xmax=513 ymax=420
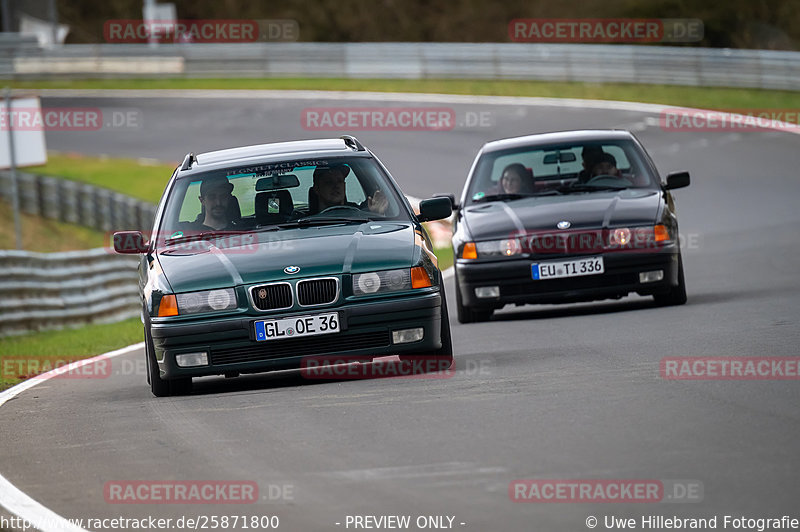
xmin=231 ymin=177 xmax=256 ymax=217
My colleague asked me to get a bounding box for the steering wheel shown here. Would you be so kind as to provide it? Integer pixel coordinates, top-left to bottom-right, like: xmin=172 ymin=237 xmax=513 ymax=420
xmin=318 ymin=204 xmax=363 ymax=215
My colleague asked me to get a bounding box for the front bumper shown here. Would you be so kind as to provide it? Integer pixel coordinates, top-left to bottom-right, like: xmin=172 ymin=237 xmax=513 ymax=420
xmin=456 ymin=251 xmax=680 ymax=308
xmin=150 ymin=291 xmax=443 ymax=379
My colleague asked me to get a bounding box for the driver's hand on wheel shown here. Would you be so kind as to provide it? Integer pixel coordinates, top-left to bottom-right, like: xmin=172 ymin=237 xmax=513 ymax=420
xmin=367 ymin=189 xmax=388 ymax=215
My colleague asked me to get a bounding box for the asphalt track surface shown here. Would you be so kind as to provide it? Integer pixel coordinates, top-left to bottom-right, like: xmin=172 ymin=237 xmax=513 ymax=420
xmin=1 ymin=91 xmax=800 ymax=531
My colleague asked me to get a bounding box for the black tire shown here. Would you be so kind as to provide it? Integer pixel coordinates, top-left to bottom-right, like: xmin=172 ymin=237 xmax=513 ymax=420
xmin=454 ymin=270 xmax=493 ymax=323
xmin=145 ymin=325 xmax=192 ymax=397
xmin=653 ymin=253 xmax=687 ymax=307
xmin=399 ymin=275 xmax=454 ymax=370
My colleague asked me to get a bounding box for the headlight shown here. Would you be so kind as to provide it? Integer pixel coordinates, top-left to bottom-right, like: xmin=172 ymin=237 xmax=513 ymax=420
xmin=174 ymin=288 xmax=237 ymax=315
xmin=353 ymin=267 xmax=431 ymax=296
xmin=460 ymin=239 xmax=522 ymax=259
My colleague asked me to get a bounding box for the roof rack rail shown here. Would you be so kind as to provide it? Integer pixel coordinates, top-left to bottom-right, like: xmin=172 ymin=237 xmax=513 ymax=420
xmin=340 ymin=135 xmax=365 ymax=151
xmin=180 ymin=152 xmax=196 ymax=171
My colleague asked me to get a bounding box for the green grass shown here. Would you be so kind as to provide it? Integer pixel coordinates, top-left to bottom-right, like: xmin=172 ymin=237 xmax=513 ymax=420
xmin=434 ymin=243 xmax=454 ymax=271
xmin=0 ymin=318 xmax=143 ymax=391
xmin=0 ymin=198 xmax=108 ymax=251
xmin=8 ymin=77 xmax=798 ymax=109
xmin=26 ymin=153 xmax=176 ymax=204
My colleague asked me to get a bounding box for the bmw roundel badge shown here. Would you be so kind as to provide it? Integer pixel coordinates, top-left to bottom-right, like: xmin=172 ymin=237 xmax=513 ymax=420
xmin=284 ymin=265 xmax=300 ymax=274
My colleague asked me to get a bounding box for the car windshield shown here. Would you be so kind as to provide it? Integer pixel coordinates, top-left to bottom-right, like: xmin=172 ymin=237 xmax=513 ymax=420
xmin=465 ymin=139 xmax=659 ymax=205
xmin=157 ymin=156 xmax=408 ymax=247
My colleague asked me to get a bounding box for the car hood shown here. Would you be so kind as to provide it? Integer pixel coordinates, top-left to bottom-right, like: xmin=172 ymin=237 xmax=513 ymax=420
xmin=462 ymin=189 xmax=662 ymax=240
xmin=156 ymin=222 xmax=416 ymax=293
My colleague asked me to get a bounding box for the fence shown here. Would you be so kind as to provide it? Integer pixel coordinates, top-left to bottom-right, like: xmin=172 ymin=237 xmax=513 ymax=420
xmin=2 ymin=41 xmax=800 ymax=91
xmin=0 ymin=171 xmax=157 ymax=233
xmin=0 ymin=247 xmax=140 ymax=336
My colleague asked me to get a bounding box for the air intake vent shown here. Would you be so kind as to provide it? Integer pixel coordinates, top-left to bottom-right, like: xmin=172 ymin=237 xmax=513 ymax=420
xmin=250 ymin=283 xmax=292 ymax=311
xmin=297 ymin=278 xmax=338 ymax=306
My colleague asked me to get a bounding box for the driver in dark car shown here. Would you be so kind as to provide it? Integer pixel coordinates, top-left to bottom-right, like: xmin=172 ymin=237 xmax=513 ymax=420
xmin=309 ymin=164 xmax=388 ymax=215
xmin=590 ymin=152 xmax=622 ymax=178
xmin=578 ymin=144 xmax=606 ymax=183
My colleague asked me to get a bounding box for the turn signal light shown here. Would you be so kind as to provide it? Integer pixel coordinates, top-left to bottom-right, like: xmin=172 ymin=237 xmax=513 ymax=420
xmin=654 ymin=225 xmax=670 ymax=242
xmin=411 ymin=266 xmax=432 ymax=289
xmin=461 ymin=242 xmax=478 ymax=259
xmin=157 ymin=294 xmax=179 ymax=317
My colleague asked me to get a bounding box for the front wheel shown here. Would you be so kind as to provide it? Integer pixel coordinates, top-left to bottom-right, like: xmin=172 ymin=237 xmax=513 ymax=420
xmin=399 ymin=276 xmax=453 ymax=370
xmin=653 ymin=254 xmax=687 ymax=306
xmin=145 ymin=325 xmax=192 ymax=397
xmin=455 ymin=270 xmax=493 ymax=323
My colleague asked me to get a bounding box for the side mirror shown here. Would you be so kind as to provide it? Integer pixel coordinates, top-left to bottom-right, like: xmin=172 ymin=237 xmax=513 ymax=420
xmin=432 ymin=193 xmax=459 ymax=210
xmin=418 ymin=197 xmax=453 ymax=222
xmin=113 ymin=231 xmax=148 ymax=254
xmin=664 ymin=171 xmax=690 ymax=190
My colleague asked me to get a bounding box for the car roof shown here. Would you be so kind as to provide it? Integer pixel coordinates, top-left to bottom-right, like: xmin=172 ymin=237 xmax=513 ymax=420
xmin=480 ymin=130 xmax=637 ymax=153
xmin=179 ymin=137 xmax=371 ymax=176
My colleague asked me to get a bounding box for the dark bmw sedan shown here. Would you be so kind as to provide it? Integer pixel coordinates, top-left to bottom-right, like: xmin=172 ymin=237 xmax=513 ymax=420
xmin=452 ymin=130 xmax=690 ymax=323
xmin=114 ymin=136 xmax=453 ymax=396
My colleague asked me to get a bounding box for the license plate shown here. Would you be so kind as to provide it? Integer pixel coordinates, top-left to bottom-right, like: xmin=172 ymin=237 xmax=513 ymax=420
xmin=255 ymin=312 xmax=339 ymax=342
xmin=532 ymin=256 xmax=604 ymax=280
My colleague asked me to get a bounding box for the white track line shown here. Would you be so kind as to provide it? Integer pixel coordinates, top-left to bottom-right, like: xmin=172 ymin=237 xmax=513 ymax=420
xmin=0 ymin=343 xmax=143 ymax=532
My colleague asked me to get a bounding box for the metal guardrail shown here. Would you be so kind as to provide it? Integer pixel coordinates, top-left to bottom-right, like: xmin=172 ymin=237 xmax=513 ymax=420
xmin=0 ymin=247 xmax=140 ymax=336
xmin=0 ymin=173 xmax=153 ymax=336
xmin=2 ymin=41 xmax=800 ymax=91
xmin=0 ymin=171 xmax=157 ymax=233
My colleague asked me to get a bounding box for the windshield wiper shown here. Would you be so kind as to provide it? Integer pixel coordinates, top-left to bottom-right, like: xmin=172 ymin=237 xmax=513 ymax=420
xmin=164 ymin=230 xmax=249 ymax=246
xmin=561 ymin=184 xmax=630 ymax=194
xmin=473 ymin=191 xmax=561 ymax=203
xmin=472 ymin=193 xmax=528 ymax=203
xmin=283 ymin=216 xmax=373 ymax=228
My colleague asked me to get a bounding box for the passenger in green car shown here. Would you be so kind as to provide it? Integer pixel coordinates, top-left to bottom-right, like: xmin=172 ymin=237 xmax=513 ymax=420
xmin=190 ymin=176 xmax=241 ymax=230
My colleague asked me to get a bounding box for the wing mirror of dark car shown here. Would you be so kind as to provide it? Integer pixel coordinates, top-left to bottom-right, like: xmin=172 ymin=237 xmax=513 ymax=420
xmin=432 ymin=193 xmax=459 ymax=210
xmin=113 ymin=231 xmax=148 ymax=254
xmin=664 ymin=171 xmax=691 ymax=190
xmin=418 ymin=197 xmax=453 ymax=222
xmin=256 ymin=174 xmax=300 ymax=191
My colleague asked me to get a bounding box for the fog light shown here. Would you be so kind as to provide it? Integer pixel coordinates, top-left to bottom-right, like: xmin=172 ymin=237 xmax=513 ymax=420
xmin=392 ymin=328 xmax=424 ymax=344
xmin=639 ymin=270 xmax=664 ymax=283
xmin=175 ymin=352 xmax=209 ymax=368
xmin=475 ymin=286 xmax=500 ymax=298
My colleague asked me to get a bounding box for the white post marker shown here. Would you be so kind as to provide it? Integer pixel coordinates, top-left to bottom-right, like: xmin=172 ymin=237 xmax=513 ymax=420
xmin=1 ymin=89 xmax=48 ymax=250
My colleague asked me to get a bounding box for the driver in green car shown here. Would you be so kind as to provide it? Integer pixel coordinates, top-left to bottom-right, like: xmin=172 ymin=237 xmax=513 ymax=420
xmin=309 ymin=164 xmax=388 ymax=215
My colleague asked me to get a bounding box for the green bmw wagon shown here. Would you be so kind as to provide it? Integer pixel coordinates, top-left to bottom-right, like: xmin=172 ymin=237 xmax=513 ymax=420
xmin=114 ymin=136 xmax=454 ymax=396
